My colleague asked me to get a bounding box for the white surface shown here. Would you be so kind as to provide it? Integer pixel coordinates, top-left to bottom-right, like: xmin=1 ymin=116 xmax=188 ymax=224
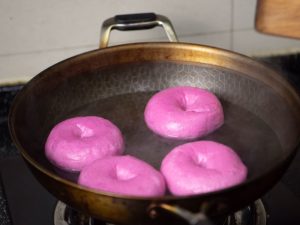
xmin=0 ymin=46 xmax=95 ymax=84
xmin=1 ymin=0 xmax=300 ymax=83
xmin=233 ymin=30 xmax=300 ymax=56
xmin=0 ymin=0 xmax=231 ymax=55
xmin=233 ymin=0 xmax=257 ymax=29
xmin=181 ymin=32 xmax=231 ymax=50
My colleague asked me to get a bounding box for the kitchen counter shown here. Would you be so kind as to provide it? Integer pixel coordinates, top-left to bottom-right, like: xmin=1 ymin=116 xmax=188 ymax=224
xmin=1 ymin=54 xmax=300 ymax=224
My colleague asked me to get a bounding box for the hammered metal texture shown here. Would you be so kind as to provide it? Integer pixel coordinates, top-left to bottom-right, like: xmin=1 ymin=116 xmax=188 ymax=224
xmin=40 ymin=61 xmax=298 ymax=150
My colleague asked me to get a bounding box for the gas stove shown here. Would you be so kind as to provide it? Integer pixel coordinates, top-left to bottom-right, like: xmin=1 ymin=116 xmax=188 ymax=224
xmin=54 ymin=200 xmax=266 ymax=225
xmin=1 ymin=54 xmax=300 ymax=225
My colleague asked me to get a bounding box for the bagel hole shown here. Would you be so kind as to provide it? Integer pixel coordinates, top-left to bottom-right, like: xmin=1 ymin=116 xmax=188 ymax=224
xmin=73 ymin=124 xmax=94 ymax=138
xmin=192 ymin=154 xmax=208 ymax=168
xmin=178 ymin=101 xmax=198 ymax=113
xmin=186 ymin=105 xmax=212 ymax=113
xmin=179 ymin=94 xmax=201 ymax=113
xmin=178 ymin=100 xmax=210 ymax=113
xmin=115 ymin=165 xmax=137 ymax=181
xmin=179 ymin=95 xmax=216 ymax=113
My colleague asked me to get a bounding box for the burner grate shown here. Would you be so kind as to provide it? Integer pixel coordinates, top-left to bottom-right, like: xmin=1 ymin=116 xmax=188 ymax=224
xmin=54 ymin=200 xmax=266 ymax=225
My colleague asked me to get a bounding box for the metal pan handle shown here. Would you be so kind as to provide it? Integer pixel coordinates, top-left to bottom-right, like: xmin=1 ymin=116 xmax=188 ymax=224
xmin=99 ymin=12 xmax=178 ymax=48
xmin=148 ymin=203 xmax=214 ymax=225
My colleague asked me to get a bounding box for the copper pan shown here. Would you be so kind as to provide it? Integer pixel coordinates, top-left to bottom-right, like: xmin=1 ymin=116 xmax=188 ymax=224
xmin=9 ymin=13 xmax=300 ymax=225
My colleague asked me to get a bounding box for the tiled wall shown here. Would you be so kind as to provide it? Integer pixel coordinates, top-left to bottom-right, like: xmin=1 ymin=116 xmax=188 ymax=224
xmin=1 ymin=0 xmax=300 ymax=84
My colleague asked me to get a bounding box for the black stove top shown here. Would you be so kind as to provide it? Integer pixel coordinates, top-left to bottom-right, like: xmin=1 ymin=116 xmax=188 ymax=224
xmin=1 ymin=54 xmax=300 ymax=225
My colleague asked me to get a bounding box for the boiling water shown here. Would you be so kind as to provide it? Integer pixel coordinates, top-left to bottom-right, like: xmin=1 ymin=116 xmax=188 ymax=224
xmin=54 ymin=91 xmax=283 ymax=181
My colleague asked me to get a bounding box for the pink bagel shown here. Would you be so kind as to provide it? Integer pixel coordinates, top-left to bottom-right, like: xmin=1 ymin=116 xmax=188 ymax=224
xmin=144 ymin=86 xmax=224 ymax=140
xmin=161 ymin=141 xmax=247 ymax=196
xmin=78 ymin=155 xmax=166 ymax=197
xmin=45 ymin=116 xmax=124 ymax=172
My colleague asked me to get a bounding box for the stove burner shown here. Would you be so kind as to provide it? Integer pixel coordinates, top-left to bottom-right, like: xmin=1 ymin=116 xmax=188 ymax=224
xmin=226 ymin=200 xmax=266 ymax=225
xmin=54 ymin=201 xmax=95 ymax=225
xmin=54 ymin=201 xmax=266 ymax=225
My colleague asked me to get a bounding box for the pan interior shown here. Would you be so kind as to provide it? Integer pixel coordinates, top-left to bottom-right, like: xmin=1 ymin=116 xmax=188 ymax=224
xmin=63 ymin=91 xmax=281 ymax=176
xmin=12 ymin=59 xmax=299 ymax=190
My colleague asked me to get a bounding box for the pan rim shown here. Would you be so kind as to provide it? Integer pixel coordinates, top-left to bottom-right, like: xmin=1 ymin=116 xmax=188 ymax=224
xmin=8 ymin=42 xmax=300 ymax=201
